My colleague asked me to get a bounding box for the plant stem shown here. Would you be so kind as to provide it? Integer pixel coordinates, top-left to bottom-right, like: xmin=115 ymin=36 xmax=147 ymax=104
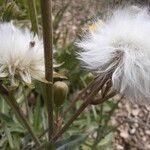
xmin=24 ymin=88 xmax=30 ymax=120
xmin=92 ymin=96 xmax=121 ymax=150
xmin=53 ymin=93 xmax=114 ymax=142
xmin=51 ymin=77 xmax=110 ymax=142
xmin=26 ymin=80 xmax=116 ymax=149
xmin=40 ymin=0 xmax=54 ymax=140
xmin=28 ymin=0 xmax=39 ymax=34
xmin=3 ymin=93 xmax=41 ymax=146
xmin=37 ymin=78 xmax=105 ymax=143
xmin=63 ymin=76 xmax=101 ymax=115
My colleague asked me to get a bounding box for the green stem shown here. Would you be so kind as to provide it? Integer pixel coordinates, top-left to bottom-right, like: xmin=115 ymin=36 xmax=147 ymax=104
xmin=24 ymin=88 xmax=30 ymax=120
xmin=40 ymin=0 xmax=54 ymax=140
xmin=3 ymin=93 xmax=41 ymax=147
xmin=92 ymin=96 xmax=121 ymax=150
xmin=92 ymin=101 xmax=104 ymax=149
xmin=28 ymin=0 xmax=39 ymax=34
xmin=63 ymin=77 xmax=102 ymax=115
xmin=51 ymin=77 xmax=109 ymax=142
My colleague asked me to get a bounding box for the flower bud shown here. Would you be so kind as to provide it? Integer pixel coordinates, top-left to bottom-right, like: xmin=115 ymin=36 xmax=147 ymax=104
xmin=53 ymin=81 xmax=68 ymax=107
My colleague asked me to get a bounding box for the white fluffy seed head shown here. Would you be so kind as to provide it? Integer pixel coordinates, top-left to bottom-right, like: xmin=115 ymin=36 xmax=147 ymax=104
xmin=0 ymin=22 xmax=46 ymax=87
xmin=77 ymin=6 xmax=150 ymax=105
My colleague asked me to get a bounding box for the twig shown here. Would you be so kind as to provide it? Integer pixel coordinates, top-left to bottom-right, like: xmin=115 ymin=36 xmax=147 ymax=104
xmin=40 ymin=0 xmax=54 ymax=140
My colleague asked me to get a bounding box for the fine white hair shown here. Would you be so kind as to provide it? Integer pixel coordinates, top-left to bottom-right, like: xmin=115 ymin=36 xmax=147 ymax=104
xmin=77 ymin=6 xmax=150 ymax=105
xmin=0 ymin=22 xmax=46 ymax=87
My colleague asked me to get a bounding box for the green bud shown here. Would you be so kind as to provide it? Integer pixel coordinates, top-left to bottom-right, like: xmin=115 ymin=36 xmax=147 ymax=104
xmin=53 ymin=81 xmax=68 ymax=107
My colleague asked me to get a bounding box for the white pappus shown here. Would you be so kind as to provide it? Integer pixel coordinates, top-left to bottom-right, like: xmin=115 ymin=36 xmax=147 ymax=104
xmin=77 ymin=6 xmax=150 ymax=105
xmin=0 ymin=22 xmax=46 ymax=87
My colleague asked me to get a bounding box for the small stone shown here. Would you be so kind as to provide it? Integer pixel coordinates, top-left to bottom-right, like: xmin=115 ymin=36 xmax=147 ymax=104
xmin=130 ymin=128 xmax=136 ymax=134
xmin=116 ymin=145 xmax=124 ymax=150
xmin=142 ymin=136 xmax=147 ymax=142
xmin=145 ymin=130 xmax=150 ymax=135
xmin=131 ymin=109 xmax=140 ymax=116
xmin=120 ymin=131 xmax=129 ymax=139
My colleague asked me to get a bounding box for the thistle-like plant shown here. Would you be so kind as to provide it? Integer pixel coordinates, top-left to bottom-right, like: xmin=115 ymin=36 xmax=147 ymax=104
xmin=77 ymin=6 xmax=150 ymax=105
xmin=0 ymin=22 xmax=47 ymax=90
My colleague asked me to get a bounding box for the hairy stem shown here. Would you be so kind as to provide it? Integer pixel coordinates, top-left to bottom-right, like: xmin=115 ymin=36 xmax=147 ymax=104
xmin=40 ymin=0 xmax=54 ymax=140
xmin=28 ymin=0 xmax=39 ymax=34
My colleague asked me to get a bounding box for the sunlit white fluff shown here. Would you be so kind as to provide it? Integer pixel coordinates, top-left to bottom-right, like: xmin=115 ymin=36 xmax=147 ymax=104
xmin=0 ymin=22 xmax=46 ymax=87
xmin=77 ymin=6 xmax=150 ymax=105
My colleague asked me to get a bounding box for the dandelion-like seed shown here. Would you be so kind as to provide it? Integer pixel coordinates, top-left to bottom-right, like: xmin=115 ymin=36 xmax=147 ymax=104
xmin=77 ymin=6 xmax=150 ymax=105
xmin=0 ymin=22 xmax=46 ymax=88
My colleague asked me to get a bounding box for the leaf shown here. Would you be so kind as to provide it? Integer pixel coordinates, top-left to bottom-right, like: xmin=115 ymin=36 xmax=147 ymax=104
xmin=97 ymin=132 xmax=114 ymax=150
xmin=53 ymin=71 xmax=68 ymax=80
xmin=55 ymin=134 xmax=87 ymax=150
xmin=33 ymin=96 xmax=42 ymax=131
xmin=98 ymin=132 xmax=113 ymax=146
xmin=0 ymin=136 xmax=7 ymax=148
xmin=45 ymin=142 xmax=55 ymax=150
xmin=3 ymin=124 xmax=14 ymax=149
xmin=0 ymin=112 xmax=13 ymax=124
xmin=9 ymin=125 xmax=24 ymax=133
xmin=54 ymin=62 xmax=65 ymax=68
xmin=0 ymin=112 xmax=24 ymax=133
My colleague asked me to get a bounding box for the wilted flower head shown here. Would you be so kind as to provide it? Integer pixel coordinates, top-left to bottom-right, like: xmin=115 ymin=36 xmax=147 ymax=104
xmin=77 ymin=6 xmax=150 ymax=105
xmin=0 ymin=22 xmax=46 ymax=88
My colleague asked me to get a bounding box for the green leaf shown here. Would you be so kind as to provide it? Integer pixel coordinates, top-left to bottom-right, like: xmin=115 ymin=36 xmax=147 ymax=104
xmin=0 ymin=136 xmax=7 ymax=148
xmin=55 ymin=134 xmax=87 ymax=150
xmin=0 ymin=112 xmax=24 ymax=134
xmin=45 ymin=142 xmax=55 ymax=150
xmin=98 ymin=132 xmax=113 ymax=146
xmin=97 ymin=132 xmax=113 ymax=150
xmin=33 ymin=96 xmax=42 ymax=131
xmin=0 ymin=112 xmax=13 ymax=124
xmin=9 ymin=125 xmax=24 ymax=133
xmin=3 ymin=125 xmax=14 ymax=149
